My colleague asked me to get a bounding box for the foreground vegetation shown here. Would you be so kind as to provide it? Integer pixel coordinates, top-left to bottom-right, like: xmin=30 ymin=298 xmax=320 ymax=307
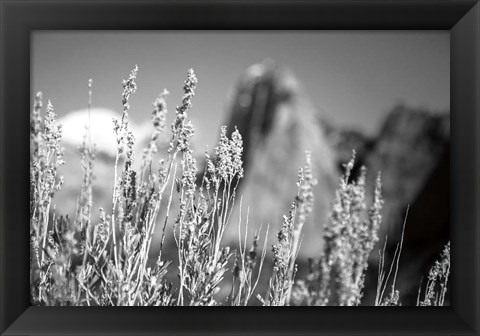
xmin=30 ymin=66 xmax=450 ymax=306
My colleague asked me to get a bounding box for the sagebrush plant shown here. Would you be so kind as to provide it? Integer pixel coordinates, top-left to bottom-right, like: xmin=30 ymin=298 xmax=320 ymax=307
xmin=30 ymin=66 xmax=450 ymax=306
xmin=291 ymin=154 xmax=384 ymax=306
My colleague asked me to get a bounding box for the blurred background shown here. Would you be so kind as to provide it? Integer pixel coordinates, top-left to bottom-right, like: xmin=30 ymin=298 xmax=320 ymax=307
xmin=32 ymin=31 xmax=450 ymax=305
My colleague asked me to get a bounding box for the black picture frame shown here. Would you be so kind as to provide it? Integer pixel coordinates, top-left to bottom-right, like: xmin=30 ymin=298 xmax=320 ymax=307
xmin=1 ymin=0 xmax=479 ymax=335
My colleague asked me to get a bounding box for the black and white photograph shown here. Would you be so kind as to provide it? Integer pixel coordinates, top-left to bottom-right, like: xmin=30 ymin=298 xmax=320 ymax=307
xmin=30 ymin=31 xmax=450 ymax=307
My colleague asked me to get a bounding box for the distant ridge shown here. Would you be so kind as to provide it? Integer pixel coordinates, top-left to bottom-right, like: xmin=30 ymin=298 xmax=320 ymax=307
xmin=220 ymin=60 xmax=338 ymax=257
xmin=220 ymin=60 xmax=450 ymax=290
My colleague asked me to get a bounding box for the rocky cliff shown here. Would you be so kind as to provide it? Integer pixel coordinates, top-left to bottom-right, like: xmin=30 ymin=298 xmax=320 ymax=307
xmin=221 ymin=61 xmax=450 ymax=303
xmin=220 ymin=60 xmax=338 ymax=257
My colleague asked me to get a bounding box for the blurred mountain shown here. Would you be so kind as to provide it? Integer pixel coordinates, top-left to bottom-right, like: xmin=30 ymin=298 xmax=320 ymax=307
xmin=220 ymin=60 xmax=338 ymax=257
xmin=364 ymin=104 xmax=449 ymax=232
xmin=323 ymin=104 xmax=449 ymax=237
xmin=391 ymin=143 xmax=450 ymax=305
xmin=323 ymin=104 xmax=450 ymax=305
xmin=220 ymin=60 xmax=450 ymax=303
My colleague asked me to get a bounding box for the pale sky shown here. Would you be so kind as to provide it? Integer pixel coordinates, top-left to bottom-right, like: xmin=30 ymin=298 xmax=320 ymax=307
xmin=32 ymin=31 xmax=449 ymax=150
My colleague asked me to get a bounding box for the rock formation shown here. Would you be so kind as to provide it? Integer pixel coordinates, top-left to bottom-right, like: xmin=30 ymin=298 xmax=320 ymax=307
xmin=220 ymin=60 xmax=338 ymax=258
xmin=221 ymin=61 xmax=450 ymax=303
